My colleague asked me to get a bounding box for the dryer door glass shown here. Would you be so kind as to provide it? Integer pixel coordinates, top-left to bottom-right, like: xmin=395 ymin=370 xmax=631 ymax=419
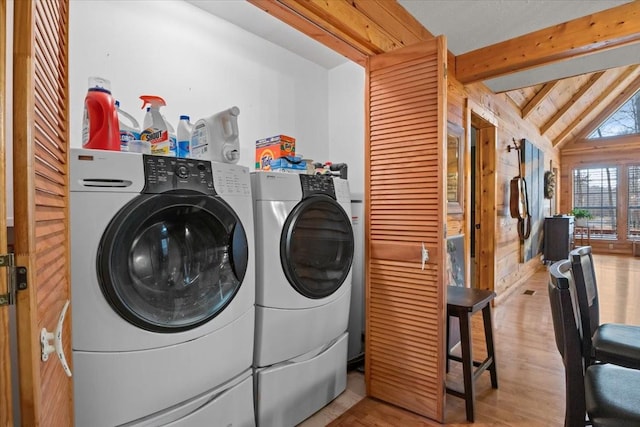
xmin=281 ymin=195 xmax=354 ymax=298
xmin=97 ymin=193 xmax=248 ymax=332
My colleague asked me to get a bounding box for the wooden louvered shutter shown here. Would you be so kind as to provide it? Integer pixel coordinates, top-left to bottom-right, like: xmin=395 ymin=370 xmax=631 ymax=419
xmin=365 ymin=37 xmax=448 ymax=422
xmin=13 ymin=0 xmax=72 ymax=425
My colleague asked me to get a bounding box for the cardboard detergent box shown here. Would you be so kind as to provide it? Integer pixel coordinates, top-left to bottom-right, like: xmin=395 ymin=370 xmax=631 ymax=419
xmin=255 ymin=135 xmax=296 ymax=170
xmin=257 ymin=156 xmax=306 ymax=172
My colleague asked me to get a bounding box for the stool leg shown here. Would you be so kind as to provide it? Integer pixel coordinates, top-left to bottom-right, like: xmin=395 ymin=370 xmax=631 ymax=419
xmin=482 ymin=304 xmax=498 ymax=389
xmin=446 ymin=314 xmax=451 ymax=373
xmin=459 ymin=311 xmax=475 ymax=422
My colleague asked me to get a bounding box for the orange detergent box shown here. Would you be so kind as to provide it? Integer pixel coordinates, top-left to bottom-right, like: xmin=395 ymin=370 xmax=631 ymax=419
xmin=255 ymin=135 xmax=296 ymax=170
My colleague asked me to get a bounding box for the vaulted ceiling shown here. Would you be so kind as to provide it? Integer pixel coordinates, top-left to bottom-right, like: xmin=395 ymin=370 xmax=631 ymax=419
xmin=192 ymin=0 xmax=640 ymax=149
xmin=505 ymin=65 xmax=640 ymax=147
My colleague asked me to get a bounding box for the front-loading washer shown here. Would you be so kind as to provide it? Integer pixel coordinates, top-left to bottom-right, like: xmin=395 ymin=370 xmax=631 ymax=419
xmin=251 ymin=171 xmax=354 ymax=427
xmin=70 ymin=148 xmax=255 ymax=426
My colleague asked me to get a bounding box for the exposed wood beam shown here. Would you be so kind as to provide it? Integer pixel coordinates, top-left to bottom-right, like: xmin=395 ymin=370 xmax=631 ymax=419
xmin=456 ymin=2 xmax=640 ymax=84
xmin=248 ymin=0 xmax=369 ymax=65
xmin=277 ymin=0 xmax=403 ymax=53
xmin=522 ymin=81 xmax=560 ymax=119
xmin=555 ymin=65 xmax=640 ymax=147
xmin=353 ymin=0 xmax=433 ymax=45
xmin=248 ymin=0 xmax=437 ymax=68
xmin=573 ymin=71 xmax=640 ymax=141
xmin=540 ymin=72 xmax=606 ymax=135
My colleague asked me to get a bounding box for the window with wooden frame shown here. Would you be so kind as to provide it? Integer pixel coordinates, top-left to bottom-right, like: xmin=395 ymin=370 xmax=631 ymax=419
xmin=572 ymin=167 xmax=618 ymax=239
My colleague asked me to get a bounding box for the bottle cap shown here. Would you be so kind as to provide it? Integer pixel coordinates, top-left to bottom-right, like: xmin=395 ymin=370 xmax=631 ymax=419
xmin=180 ymin=115 xmax=190 ymax=120
xmin=88 ymin=76 xmax=111 ymax=93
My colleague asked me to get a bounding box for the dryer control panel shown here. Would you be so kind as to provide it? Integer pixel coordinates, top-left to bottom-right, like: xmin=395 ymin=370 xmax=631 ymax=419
xmin=300 ymin=175 xmax=336 ymax=200
xmin=142 ymin=155 xmax=216 ymax=195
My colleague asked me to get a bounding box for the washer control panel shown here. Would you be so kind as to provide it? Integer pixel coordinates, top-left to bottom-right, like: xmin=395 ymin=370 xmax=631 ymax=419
xmin=142 ymin=155 xmax=216 ymax=195
xmin=300 ymin=174 xmax=336 ymax=200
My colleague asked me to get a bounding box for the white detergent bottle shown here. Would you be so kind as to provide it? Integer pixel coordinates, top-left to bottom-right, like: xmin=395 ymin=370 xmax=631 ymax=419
xmin=164 ymin=115 xmax=177 ymax=157
xmin=191 ymin=106 xmax=240 ymax=163
xmin=177 ymin=115 xmax=193 ymax=158
xmin=115 ymin=100 xmax=141 ymax=152
xmin=139 ymin=95 xmax=170 ymax=155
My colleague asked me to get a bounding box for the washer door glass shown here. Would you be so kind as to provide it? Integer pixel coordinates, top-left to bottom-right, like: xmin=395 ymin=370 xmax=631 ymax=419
xmin=97 ymin=192 xmax=248 ymax=332
xmin=281 ymin=195 xmax=354 ymax=299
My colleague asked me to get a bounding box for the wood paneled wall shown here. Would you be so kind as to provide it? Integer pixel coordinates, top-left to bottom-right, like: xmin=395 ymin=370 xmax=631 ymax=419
xmin=451 ymin=81 xmax=559 ymax=302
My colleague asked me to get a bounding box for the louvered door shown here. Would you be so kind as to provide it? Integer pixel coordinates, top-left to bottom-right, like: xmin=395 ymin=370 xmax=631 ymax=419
xmin=365 ymin=37 xmax=447 ymax=422
xmin=13 ymin=0 xmax=72 ymax=425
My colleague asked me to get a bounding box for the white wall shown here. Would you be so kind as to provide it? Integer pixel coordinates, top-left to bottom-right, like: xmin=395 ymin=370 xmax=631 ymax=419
xmin=329 ymin=62 xmax=365 ymax=196
xmin=69 ymin=0 xmax=336 ymax=169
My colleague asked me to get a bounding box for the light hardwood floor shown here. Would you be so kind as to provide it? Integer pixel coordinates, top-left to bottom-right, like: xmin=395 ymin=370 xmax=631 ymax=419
xmin=299 ymin=253 xmax=640 ymax=426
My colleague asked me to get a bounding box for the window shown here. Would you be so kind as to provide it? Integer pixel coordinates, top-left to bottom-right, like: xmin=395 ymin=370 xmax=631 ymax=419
xmin=573 ymin=167 xmax=618 ymax=238
xmin=629 ymin=166 xmax=640 ymax=238
xmin=588 ymin=89 xmax=640 ymax=138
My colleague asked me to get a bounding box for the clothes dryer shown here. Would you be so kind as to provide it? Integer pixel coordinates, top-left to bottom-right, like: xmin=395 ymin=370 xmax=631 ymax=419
xmin=251 ymin=172 xmax=354 ymax=427
xmin=70 ymin=148 xmax=255 ymax=426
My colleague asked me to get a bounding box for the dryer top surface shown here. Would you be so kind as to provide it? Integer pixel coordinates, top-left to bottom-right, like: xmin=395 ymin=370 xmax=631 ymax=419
xmin=251 ymin=171 xmax=350 ymax=203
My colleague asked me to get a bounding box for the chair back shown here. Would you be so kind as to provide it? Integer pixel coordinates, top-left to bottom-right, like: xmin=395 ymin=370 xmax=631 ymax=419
xmin=548 ymin=259 xmax=586 ymax=427
xmin=569 ymin=246 xmax=599 ymax=364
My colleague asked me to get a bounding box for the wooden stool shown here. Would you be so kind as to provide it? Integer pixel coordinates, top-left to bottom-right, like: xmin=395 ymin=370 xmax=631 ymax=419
xmin=446 ymin=285 xmax=498 ymax=422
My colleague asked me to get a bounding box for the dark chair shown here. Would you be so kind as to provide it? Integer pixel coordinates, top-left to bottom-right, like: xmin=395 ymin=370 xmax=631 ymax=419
xmin=548 ymin=259 xmax=640 ymax=427
xmin=569 ymin=246 xmax=640 ymax=369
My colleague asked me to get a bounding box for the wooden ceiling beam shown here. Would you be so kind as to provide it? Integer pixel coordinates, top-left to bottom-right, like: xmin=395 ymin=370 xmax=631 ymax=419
xmin=277 ymin=0 xmax=401 ymax=53
xmin=248 ymin=0 xmax=437 ymax=68
xmin=248 ymin=0 xmax=369 ymax=65
xmin=574 ymin=70 xmax=640 ymax=141
xmin=522 ymin=81 xmax=559 ymax=119
xmin=456 ymin=2 xmax=640 ymax=84
xmin=353 ymin=0 xmax=434 ymax=46
xmin=540 ymin=71 xmax=606 ymax=135
xmin=552 ymin=65 xmax=640 ymax=148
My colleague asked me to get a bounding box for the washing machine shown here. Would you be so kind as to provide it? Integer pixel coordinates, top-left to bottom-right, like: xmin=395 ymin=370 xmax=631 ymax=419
xmin=70 ymin=148 xmax=255 ymax=427
xmin=251 ymin=171 xmax=354 ymax=427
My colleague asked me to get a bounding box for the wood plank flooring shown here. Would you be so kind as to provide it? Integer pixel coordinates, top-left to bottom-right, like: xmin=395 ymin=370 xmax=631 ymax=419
xmin=299 ymin=253 xmax=640 ymax=426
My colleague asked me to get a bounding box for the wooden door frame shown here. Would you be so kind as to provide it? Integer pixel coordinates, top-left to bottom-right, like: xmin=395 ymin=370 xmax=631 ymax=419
xmin=467 ymin=101 xmax=497 ymax=292
xmin=0 ymin=0 xmax=13 ymax=423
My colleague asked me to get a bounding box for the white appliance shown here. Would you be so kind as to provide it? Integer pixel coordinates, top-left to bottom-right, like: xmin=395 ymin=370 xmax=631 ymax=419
xmin=70 ymin=148 xmax=255 ymax=426
xmin=251 ymin=171 xmax=354 ymax=427
xmin=347 ymin=195 xmax=365 ymax=364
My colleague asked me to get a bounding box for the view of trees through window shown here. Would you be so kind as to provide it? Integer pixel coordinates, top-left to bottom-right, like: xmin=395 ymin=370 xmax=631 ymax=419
xmin=573 ymin=167 xmax=618 ymax=238
xmin=589 ymin=89 xmax=640 ymax=138
xmin=629 ymin=166 xmax=640 ymax=238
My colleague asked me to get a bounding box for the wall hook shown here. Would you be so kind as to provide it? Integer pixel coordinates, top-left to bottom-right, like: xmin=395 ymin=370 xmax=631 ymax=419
xmin=507 ymin=137 xmax=522 ymax=153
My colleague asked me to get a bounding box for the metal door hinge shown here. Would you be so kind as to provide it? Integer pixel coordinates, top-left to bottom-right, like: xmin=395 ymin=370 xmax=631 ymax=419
xmin=0 ymin=254 xmax=28 ymax=306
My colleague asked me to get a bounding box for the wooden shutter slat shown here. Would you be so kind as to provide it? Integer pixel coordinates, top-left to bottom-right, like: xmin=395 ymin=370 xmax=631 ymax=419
xmin=35 ymin=143 xmax=65 ymax=175
xmin=34 ymin=65 xmax=65 ymax=119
